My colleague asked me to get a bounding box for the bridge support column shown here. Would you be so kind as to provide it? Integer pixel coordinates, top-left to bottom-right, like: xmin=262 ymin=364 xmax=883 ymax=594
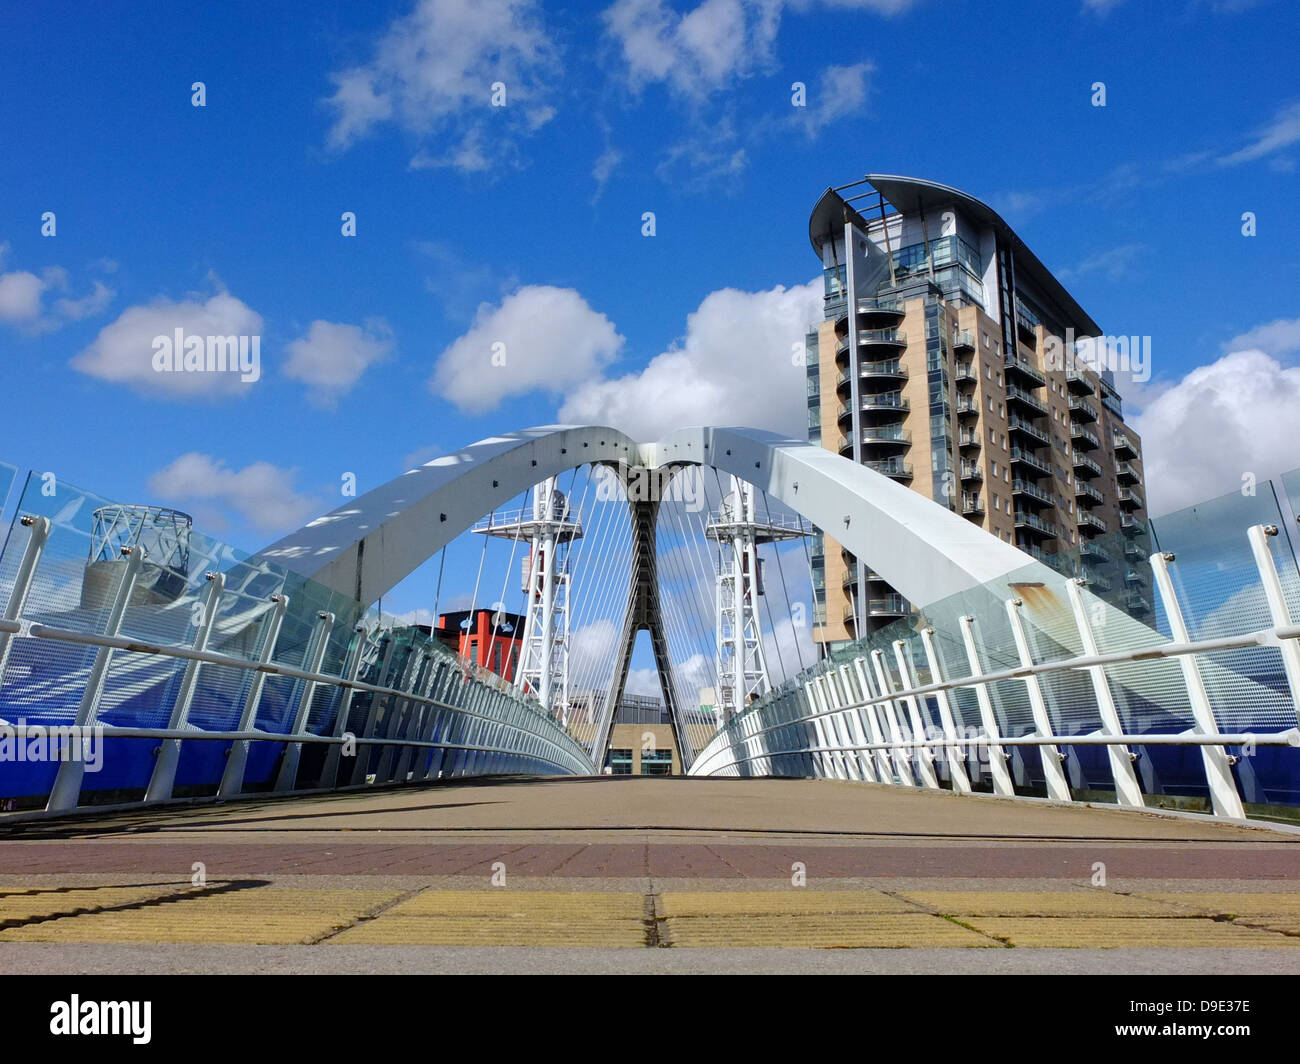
xmin=870 ymin=649 xmax=916 ymax=786
xmin=891 ymin=640 xmax=940 ymax=790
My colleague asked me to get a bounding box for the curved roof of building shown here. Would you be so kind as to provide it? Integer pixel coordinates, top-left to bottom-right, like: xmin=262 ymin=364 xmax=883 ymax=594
xmin=809 ymin=174 xmax=1101 ymax=336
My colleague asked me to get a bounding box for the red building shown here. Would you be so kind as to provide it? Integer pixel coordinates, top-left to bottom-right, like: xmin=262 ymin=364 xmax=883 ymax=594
xmin=431 ymin=608 xmax=526 ymax=682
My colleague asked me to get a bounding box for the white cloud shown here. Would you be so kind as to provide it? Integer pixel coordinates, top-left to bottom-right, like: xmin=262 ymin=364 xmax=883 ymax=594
xmin=1132 ymin=349 xmax=1300 ymax=515
xmin=71 ymin=292 xmax=263 ymax=399
xmin=324 ymin=0 xmax=560 ymax=173
xmin=559 ymin=279 xmax=820 ymax=439
xmin=0 ymin=269 xmax=46 ymax=323
xmin=1223 ymin=317 xmax=1300 ymax=359
xmin=603 ymin=0 xmax=780 ymax=98
xmin=0 ymin=246 xmax=113 ymax=332
xmin=283 ymin=319 xmax=394 ymax=406
xmin=148 ymin=453 xmax=322 ymax=533
xmin=1219 ymin=100 xmax=1300 ymax=167
xmin=793 ymin=62 xmax=874 ymax=135
xmin=431 ymin=285 xmax=624 ymax=413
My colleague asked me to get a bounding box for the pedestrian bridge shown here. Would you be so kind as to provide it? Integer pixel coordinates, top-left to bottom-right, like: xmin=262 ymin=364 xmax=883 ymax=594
xmin=0 ymin=426 xmax=1298 ymax=829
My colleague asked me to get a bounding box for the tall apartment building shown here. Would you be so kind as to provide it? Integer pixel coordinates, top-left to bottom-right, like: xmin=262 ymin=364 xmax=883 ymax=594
xmin=806 ymin=175 xmax=1150 ymax=647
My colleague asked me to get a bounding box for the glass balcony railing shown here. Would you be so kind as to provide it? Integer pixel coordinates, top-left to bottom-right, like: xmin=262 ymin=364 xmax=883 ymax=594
xmin=1008 ymin=414 xmax=1050 ymax=445
xmin=1068 ymin=396 xmax=1099 ymax=422
xmin=1011 ymin=478 xmax=1054 ymax=507
xmin=960 ymin=462 xmax=983 ymax=480
xmin=1007 ymin=385 xmax=1049 ymax=417
xmin=1010 ymin=447 xmax=1053 ymax=477
xmin=1004 ymin=354 xmax=1046 ymax=388
xmin=1070 ymin=424 xmax=1100 ymax=450
xmin=1074 ymin=453 xmax=1103 ymax=478
xmin=864 ymin=458 xmax=913 ymax=479
xmin=1014 ymin=510 xmax=1057 ymax=538
xmin=1116 ymin=460 xmax=1142 ymax=484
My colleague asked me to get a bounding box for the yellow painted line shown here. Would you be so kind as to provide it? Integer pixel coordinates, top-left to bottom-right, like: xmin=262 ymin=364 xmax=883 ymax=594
xmin=660 ymin=891 xmax=920 ymax=917
xmin=1135 ymin=893 xmax=1300 ymax=918
xmin=664 ymin=912 xmax=996 ymax=949
xmin=964 ymin=917 xmax=1300 ymax=948
xmin=898 ymin=891 xmax=1189 ymax=917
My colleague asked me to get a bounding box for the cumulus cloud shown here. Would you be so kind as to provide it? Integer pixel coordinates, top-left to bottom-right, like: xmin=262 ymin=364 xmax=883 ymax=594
xmin=431 ymin=285 xmax=624 ymax=413
xmin=792 ymin=62 xmax=874 ymax=136
xmin=71 ymin=292 xmax=263 ymax=399
xmin=1132 ymin=349 xmax=1300 ymax=515
xmin=283 ymin=318 xmax=394 ymax=406
xmin=147 ymin=453 xmax=322 ymax=533
xmin=1223 ymin=317 xmax=1300 ymax=359
xmin=559 ymin=279 xmax=820 ymax=439
xmin=0 ymin=245 xmax=113 ymax=332
xmin=324 ymin=0 xmax=560 ymax=172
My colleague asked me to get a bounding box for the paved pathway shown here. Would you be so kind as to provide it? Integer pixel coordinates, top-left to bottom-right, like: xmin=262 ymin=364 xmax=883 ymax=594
xmin=2 ymin=776 xmax=1298 ymax=972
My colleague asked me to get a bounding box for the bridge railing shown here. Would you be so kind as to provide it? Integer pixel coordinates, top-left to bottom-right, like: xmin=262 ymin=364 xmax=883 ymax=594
xmin=0 ymin=466 xmax=594 ymax=817
xmin=691 ymin=472 xmax=1300 ymax=822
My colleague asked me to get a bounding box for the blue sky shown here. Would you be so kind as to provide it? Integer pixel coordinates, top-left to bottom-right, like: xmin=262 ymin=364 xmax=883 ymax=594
xmin=1 ymin=0 xmax=1298 ymax=656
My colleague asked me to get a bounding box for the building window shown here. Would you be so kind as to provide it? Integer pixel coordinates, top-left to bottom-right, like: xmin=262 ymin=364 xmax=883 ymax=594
xmin=607 ymin=749 xmax=634 ymax=776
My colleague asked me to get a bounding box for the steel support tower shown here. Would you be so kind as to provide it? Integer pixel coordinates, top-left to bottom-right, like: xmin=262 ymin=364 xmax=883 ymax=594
xmin=706 ymin=476 xmax=809 ymax=722
xmin=475 ymin=477 xmax=581 ymax=722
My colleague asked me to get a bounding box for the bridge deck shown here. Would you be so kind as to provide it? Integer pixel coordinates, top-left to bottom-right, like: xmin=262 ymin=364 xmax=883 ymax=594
xmin=2 ymin=777 xmax=1299 ymax=973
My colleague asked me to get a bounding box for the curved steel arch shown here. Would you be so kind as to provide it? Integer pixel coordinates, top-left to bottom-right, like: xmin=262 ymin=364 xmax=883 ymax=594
xmin=259 ymin=424 xmax=1034 ymax=611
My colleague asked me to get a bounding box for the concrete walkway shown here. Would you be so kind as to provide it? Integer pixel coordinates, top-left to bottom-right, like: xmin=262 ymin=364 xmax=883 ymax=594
xmin=2 ymin=776 xmax=1298 ymax=973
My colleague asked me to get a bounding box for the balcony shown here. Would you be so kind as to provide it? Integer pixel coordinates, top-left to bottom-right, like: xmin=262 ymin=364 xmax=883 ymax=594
xmin=865 ymin=458 xmax=913 ymax=481
xmin=1124 ymin=591 xmax=1152 ymax=615
xmin=960 ymin=461 xmax=983 ymax=482
xmin=1065 ymin=368 xmax=1094 ymax=396
xmin=1118 ymin=486 xmax=1144 ymax=511
xmin=1124 ymin=568 xmax=1144 ymax=586
xmin=954 ymin=362 xmax=976 ymax=384
xmin=1082 ymin=540 xmax=1112 ymax=563
xmin=1121 ymin=514 xmax=1147 ymax=537
xmin=1070 ymin=424 xmax=1100 ymax=450
xmin=1116 ymin=460 xmax=1142 ymax=485
xmin=1004 ymin=354 xmax=1046 ymax=389
xmin=1014 ymin=511 xmax=1057 ymax=540
xmin=867 ymin=595 xmax=909 ymax=617
xmin=1085 ymin=573 xmax=1113 ymax=593
xmin=958 ymin=429 xmax=981 ymax=450
xmin=1074 ymin=480 xmax=1104 ymax=507
xmin=1078 ymin=511 xmax=1108 ymax=536
xmin=860 ymin=424 xmax=911 ymax=446
xmin=955 ymin=397 xmax=980 ymax=418
xmin=860 ymin=329 xmax=908 ymax=353
xmin=1007 ymin=385 xmax=1049 ymax=417
xmin=1016 ymin=316 xmax=1038 ymax=342
xmin=1113 ymin=431 xmax=1139 ymax=459
xmin=862 ymin=359 xmax=908 ymax=382
xmin=1010 ymin=447 xmax=1053 ymax=477
xmin=1073 ymin=453 xmax=1102 ymax=479
xmin=961 ymin=494 xmax=985 ymax=516
xmin=1008 ymin=414 xmax=1050 ymax=445
xmin=860 ymin=392 xmax=909 ymax=413
xmin=1068 ymin=396 xmax=1099 ymax=422
xmin=952 ymin=329 xmax=975 ymax=353
xmin=1011 ymin=478 xmax=1054 ymax=508
xmin=835 ymin=299 xmax=905 ymax=332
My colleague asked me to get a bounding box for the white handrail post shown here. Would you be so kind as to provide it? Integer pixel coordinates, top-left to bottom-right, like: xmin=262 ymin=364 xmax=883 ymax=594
xmin=852 ymin=655 xmax=896 ymax=782
xmin=218 ymin=594 xmax=289 ymax=798
xmin=1004 ymin=599 xmax=1071 ymax=803
xmin=274 ymin=610 xmax=336 ymax=792
xmin=145 ymin=571 xmax=226 ymax=803
xmin=918 ymin=627 xmax=971 ymax=793
xmin=1063 ymin=579 xmax=1144 ymax=807
xmin=1247 ymin=524 xmax=1300 ymax=724
xmin=1149 ymin=551 xmax=1246 ymax=818
xmin=957 ymin=616 xmax=1015 ymax=797
xmin=837 ymin=664 xmax=877 ymax=782
xmin=870 ymin=648 xmax=916 ymax=786
xmin=321 ymin=623 xmax=370 ymax=789
xmin=0 ymin=515 xmax=51 ymax=693
xmin=47 ymin=544 xmax=146 ymax=813
xmin=892 ymin=640 xmax=940 ymax=789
